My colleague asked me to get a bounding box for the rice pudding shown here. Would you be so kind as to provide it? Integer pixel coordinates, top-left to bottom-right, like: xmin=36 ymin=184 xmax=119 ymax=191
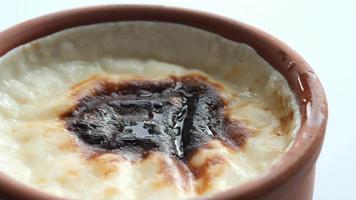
xmin=0 ymin=22 xmax=300 ymax=200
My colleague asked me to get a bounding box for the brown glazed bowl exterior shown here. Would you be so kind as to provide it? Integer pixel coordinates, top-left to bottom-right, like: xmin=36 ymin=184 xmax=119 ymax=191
xmin=0 ymin=5 xmax=327 ymax=200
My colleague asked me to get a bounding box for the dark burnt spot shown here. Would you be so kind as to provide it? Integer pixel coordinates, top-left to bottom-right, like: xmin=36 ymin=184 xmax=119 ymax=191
xmin=60 ymin=75 xmax=248 ymax=161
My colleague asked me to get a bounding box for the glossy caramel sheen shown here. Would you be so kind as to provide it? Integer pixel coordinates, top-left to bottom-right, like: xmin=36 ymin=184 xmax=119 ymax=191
xmin=61 ymin=75 xmax=248 ymax=161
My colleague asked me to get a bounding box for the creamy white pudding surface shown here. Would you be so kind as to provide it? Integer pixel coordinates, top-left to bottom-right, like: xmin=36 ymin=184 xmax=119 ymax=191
xmin=0 ymin=22 xmax=300 ymax=200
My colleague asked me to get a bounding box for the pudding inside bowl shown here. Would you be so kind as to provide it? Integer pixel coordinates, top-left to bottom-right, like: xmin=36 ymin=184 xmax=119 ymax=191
xmin=0 ymin=21 xmax=300 ymax=200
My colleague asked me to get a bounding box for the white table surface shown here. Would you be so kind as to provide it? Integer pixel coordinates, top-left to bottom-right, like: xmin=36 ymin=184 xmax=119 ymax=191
xmin=1 ymin=1 xmax=355 ymax=199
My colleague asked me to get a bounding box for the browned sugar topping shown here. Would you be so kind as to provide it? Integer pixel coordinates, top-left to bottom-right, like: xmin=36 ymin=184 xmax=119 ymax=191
xmin=61 ymin=75 xmax=248 ymax=161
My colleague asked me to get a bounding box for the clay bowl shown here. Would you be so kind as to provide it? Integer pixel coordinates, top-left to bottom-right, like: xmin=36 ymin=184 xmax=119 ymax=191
xmin=0 ymin=5 xmax=327 ymax=200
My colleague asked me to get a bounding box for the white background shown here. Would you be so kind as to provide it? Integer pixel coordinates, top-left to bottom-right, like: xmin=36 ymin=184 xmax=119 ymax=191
xmin=1 ymin=1 xmax=355 ymax=199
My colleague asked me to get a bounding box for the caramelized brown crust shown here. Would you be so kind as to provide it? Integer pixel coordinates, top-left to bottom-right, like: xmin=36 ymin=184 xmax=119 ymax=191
xmin=190 ymin=154 xmax=228 ymax=194
xmin=60 ymin=74 xmax=249 ymax=162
